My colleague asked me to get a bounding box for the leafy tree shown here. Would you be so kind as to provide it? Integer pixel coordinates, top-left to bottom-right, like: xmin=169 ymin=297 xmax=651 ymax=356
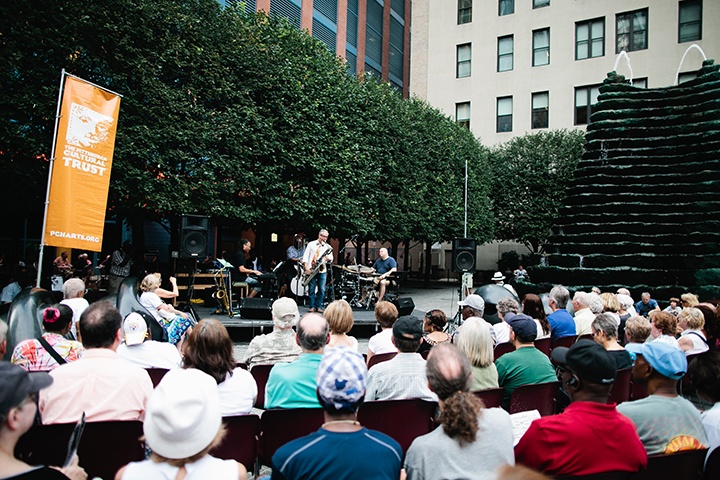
xmin=488 ymin=129 xmax=585 ymax=253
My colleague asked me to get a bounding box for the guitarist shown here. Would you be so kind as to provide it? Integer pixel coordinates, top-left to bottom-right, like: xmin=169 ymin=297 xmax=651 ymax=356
xmin=302 ymin=229 xmax=334 ymax=313
xmin=372 ymin=247 xmax=397 ymax=303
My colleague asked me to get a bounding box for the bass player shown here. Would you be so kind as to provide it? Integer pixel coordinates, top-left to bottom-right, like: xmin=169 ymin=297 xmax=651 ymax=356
xmin=302 ymin=229 xmax=333 ymax=313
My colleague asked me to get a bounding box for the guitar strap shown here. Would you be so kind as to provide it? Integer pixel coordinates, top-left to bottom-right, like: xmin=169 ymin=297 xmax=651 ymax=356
xmin=312 ymin=242 xmax=322 ymax=264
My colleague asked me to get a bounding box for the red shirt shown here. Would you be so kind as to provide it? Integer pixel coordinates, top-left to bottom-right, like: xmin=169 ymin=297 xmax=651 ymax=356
xmin=515 ymin=401 xmax=647 ymax=476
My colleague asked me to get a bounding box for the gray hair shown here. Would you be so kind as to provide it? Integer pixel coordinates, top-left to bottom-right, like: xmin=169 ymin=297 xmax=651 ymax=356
xmin=592 ymin=313 xmax=618 ymax=339
xmin=549 ymin=285 xmax=570 ymax=309
xmin=573 ymin=291 xmax=590 ymax=308
xmin=63 ymin=278 xmax=85 ymax=299
xmin=588 ymin=293 xmax=604 ymax=314
xmin=497 ymin=297 xmax=520 ymax=317
xmin=617 ymin=294 xmax=634 ymax=310
xmin=455 ymin=317 xmax=494 ymax=368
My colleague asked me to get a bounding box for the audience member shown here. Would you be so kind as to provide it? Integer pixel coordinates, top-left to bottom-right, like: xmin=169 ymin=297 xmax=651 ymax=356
xmin=677 ymin=307 xmax=709 ymax=355
xmin=572 ymin=292 xmax=595 ymax=336
xmin=687 ymin=351 xmax=720 ymax=458
xmin=115 ymin=368 xmax=246 ymax=480
xmin=0 ymin=363 xmax=87 ymax=480
xmin=417 ymin=309 xmax=450 ymax=355
xmin=663 ymin=297 xmax=683 ymax=316
xmin=521 ymin=293 xmax=551 ymax=340
xmin=546 ymin=286 xmax=576 ymax=339
xmin=681 ymin=293 xmax=700 ymax=309
xmin=365 ymin=316 xmax=437 ymax=402
xmin=265 ymin=313 xmax=329 ymax=409
xmin=242 ymin=297 xmax=301 ymax=369
xmin=587 ymin=292 xmax=604 ymax=316
xmin=39 ymin=301 xmax=153 ymax=424
xmin=496 ymin=314 xmax=556 ymax=408
xmin=183 ymin=319 xmax=257 ymax=416
xmin=60 ymin=278 xmax=89 ymax=341
xmin=139 ymin=274 xmax=193 ymax=345
xmin=116 ymin=313 xmax=181 ymax=369
xmin=11 ymin=305 xmax=84 ymax=371
xmin=624 ymin=315 xmax=652 ymax=347
xmin=271 ymin=347 xmax=402 ymax=480
xmin=600 ymin=293 xmax=621 ymax=325
xmin=649 ymin=311 xmax=680 ymax=348
xmin=0 ymin=319 xmax=7 ymax=358
xmin=591 ymin=313 xmax=632 ymax=370
xmin=636 ymin=292 xmax=661 ymax=318
xmin=617 ymin=293 xmax=635 ymax=343
xmin=619 ymin=341 xmax=708 ymax=454
xmin=151 ymin=273 xmax=180 ymax=300
xmin=0 ymin=268 xmax=32 ymax=305
xmin=493 ymin=297 xmax=521 ymax=345
xmin=404 ymin=343 xmax=513 ymax=479
xmin=515 ymin=340 xmax=647 ymax=476
xmin=324 ymin=299 xmax=358 ymax=350
xmin=696 ymin=303 xmax=720 ymax=350
xmin=492 ymin=272 xmax=518 ymax=298
xmin=107 ymin=242 xmax=134 ymax=295
xmin=366 ymin=301 xmax=399 ymax=363
xmin=617 ymin=288 xmax=638 ymax=316
xmin=455 ymin=317 xmax=499 ymax=391
xmin=458 ymin=294 xmax=487 ymax=323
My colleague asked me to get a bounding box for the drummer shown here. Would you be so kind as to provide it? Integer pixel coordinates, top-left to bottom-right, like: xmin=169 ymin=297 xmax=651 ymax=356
xmin=371 ymin=247 xmax=397 ymax=303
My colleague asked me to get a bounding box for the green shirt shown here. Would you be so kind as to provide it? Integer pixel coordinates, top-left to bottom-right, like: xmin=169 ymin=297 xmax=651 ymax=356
xmin=496 ymin=346 xmax=557 ymax=405
xmin=265 ymin=353 xmax=322 ymax=409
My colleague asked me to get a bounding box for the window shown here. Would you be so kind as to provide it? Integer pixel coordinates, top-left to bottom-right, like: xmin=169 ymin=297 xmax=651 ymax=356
xmin=678 ymin=72 xmax=697 ymax=84
xmin=499 ymin=0 xmax=513 ymax=16
xmin=497 ymin=35 xmax=514 ymax=72
xmin=679 ymin=0 xmax=702 ymax=43
xmin=632 ymin=77 xmax=647 ymax=89
xmin=457 ymin=43 xmax=471 ymax=78
xmin=456 ymin=102 xmax=471 ymax=129
xmin=533 ymin=0 xmax=549 ymax=8
xmin=458 ymin=0 xmax=472 ymax=24
xmin=532 ymin=92 xmax=549 ymax=129
xmin=576 ymin=18 xmax=604 ymax=60
xmin=533 ymin=28 xmax=550 ymax=66
xmin=497 ymin=96 xmax=513 ymax=132
xmin=616 ymin=9 xmax=648 ymax=53
xmin=575 ymin=85 xmax=601 ymax=125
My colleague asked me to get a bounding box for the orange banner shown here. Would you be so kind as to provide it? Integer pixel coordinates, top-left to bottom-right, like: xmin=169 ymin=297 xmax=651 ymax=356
xmin=44 ymin=76 xmax=121 ymax=251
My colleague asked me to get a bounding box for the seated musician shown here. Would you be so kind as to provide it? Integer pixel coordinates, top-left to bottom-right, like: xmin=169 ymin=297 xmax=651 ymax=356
xmin=53 ymin=251 xmax=73 ymax=279
xmin=372 ymin=247 xmax=397 ymax=303
xmin=232 ymin=239 xmax=262 ymax=298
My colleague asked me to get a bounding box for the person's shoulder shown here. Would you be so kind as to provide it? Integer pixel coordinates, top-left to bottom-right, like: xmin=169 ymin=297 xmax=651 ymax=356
xmin=363 ymin=428 xmax=402 ymax=454
xmin=617 ymin=396 xmax=653 ymax=414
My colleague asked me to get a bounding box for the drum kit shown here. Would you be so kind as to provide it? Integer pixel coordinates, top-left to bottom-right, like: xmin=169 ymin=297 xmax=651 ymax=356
xmin=334 ymin=264 xmax=384 ymax=309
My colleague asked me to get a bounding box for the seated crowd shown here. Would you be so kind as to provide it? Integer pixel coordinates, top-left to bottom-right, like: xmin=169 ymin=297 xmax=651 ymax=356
xmin=1 ymin=280 xmax=719 ymax=480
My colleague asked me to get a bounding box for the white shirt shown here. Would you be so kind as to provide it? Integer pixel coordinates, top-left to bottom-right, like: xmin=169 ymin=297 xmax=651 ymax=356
xmin=573 ymin=307 xmax=595 ymax=336
xmin=365 ymin=353 xmax=437 ymax=402
xmin=140 ymin=291 xmax=174 ymax=322
xmin=60 ymin=297 xmax=90 ymax=339
xmin=654 ymin=334 xmax=681 ymax=349
xmin=217 ymin=367 xmax=258 ymax=416
xmin=492 ymin=321 xmax=511 ymax=345
xmin=117 ymin=341 xmax=182 ymax=369
xmin=302 ymin=240 xmax=333 ymax=267
xmin=680 ymin=329 xmax=709 ymax=355
xmin=367 ymin=328 xmax=397 ymax=355
xmin=702 ymin=402 xmax=720 ymax=461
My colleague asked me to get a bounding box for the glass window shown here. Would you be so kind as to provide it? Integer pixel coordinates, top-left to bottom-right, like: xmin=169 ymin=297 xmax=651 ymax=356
xmin=533 ymin=0 xmax=549 ymax=8
xmin=497 ymin=35 xmax=514 ymax=72
xmin=576 ymin=18 xmax=604 ymax=60
xmin=574 ymin=85 xmax=601 ymax=125
xmin=499 ymin=0 xmax=514 ymax=16
xmin=456 ymin=102 xmax=471 ymax=129
xmin=678 ymin=72 xmax=697 ymax=84
xmin=457 ymin=43 xmax=471 ymax=78
xmin=679 ymin=0 xmax=702 ymax=43
xmin=616 ymin=9 xmax=648 ymax=53
xmin=458 ymin=0 xmax=472 ymax=24
xmin=632 ymin=77 xmax=647 ymax=89
xmin=497 ymin=96 xmax=513 ymax=133
xmin=532 ymin=92 xmax=549 ymax=129
xmin=533 ymin=28 xmax=550 ymax=66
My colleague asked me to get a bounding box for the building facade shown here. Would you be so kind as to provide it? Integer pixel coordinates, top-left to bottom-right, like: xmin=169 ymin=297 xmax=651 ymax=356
xmin=410 ymin=0 xmax=719 ymax=145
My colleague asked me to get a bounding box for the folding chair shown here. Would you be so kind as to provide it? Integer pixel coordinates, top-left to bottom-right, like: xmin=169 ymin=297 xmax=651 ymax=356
xmin=251 ymin=364 xmax=274 ymax=409
xmin=631 ymin=448 xmax=707 ymax=480
xmin=146 ymin=367 xmax=170 ymax=388
xmin=555 ymin=471 xmax=634 ymax=480
xmin=357 ymin=398 xmax=438 ymax=452
xmin=494 ymin=342 xmax=515 ymax=362
xmin=607 ymin=367 xmax=632 ymax=405
xmin=704 ymin=447 xmax=720 ymax=480
xmin=258 ymin=408 xmax=325 ymax=467
xmin=209 ymin=415 xmax=260 ymax=473
xmin=367 ymin=352 xmax=398 ymax=369
xmin=535 ymin=337 xmax=552 ymax=358
xmin=509 ymin=381 xmax=560 ymax=416
xmin=472 ymin=387 xmax=505 ymax=409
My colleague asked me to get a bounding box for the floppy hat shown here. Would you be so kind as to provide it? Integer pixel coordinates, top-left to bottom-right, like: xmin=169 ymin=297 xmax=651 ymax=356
xmin=144 ymin=368 xmax=221 ymax=459
xmin=458 ymin=294 xmax=485 ymax=312
xmin=123 ymin=313 xmax=148 ymax=346
xmin=552 ymin=339 xmax=616 ymax=385
xmin=625 ymin=341 xmax=687 ymax=380
xmin=316 ymin=346 xmax=367 ymax=410
xmin=491 ymin=272 xmax=506 ymax=281
xmin=0 ymin=362 xmax=53 ymax=417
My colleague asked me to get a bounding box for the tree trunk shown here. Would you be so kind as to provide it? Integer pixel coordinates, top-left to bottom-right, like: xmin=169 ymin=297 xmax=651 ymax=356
xmin=424 ymin=241 xmax=432 ymax=289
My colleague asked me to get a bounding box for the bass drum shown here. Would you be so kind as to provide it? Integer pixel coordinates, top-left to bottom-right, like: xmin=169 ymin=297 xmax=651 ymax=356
xmin=290 ymin=264 xmax=308 ymax=297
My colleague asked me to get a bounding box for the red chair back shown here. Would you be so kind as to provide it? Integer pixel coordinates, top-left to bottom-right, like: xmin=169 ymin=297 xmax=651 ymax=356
xmin=472 ymin=387 xmax=505 ymax=409
xmin=356 ymin=399 xmax=438 ymax=452
xmin=15 ymin=421 xmax=144 ymax=480
xmin=367 ymin=352 xmax=398 ymax=369
xmin=210 ymin=415 xmax=260 ymax=472
xmin=534 ymin=337 xmax=552 ymax=358
xmin=251 ymin=364 xmax=275 ymax=409
xmin=494 ymin=342 xmax=515 ymax=362
xmin=258 ymin=408 xmax=325 ymax=467
xmin=146 ymin=367 xmax=169 ymax=388
xmin=551 ymin=336 xmax=576 ymax=350
xmin=632 ymin=449 xmax=707 ymax=480
xmin=509 ymin=381 xmax=560 ymax=416
xmin=608 ymin=367 xmax=633 ymax=405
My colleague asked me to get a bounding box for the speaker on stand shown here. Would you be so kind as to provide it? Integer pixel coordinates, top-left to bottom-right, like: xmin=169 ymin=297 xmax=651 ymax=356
xmin=452 ymin=238 xmax=477 ymax=273
xmin=180 ymin=215 xmax=209 ymax=259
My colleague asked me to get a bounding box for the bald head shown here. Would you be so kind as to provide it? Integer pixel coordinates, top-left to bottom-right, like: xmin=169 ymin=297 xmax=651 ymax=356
xmin=426 ymin=343 xmax=472 ymax=400
xmin=297 ymin=313 xmax=329 ymax=352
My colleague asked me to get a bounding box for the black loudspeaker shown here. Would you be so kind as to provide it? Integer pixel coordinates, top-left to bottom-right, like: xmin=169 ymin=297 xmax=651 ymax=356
xmin=180 ymin=215 xmax=209 ymax=259
xmin=452 ymin=238 xmax=477 ymax=273
xmin=240 ymin=298 xmax=273 ymax=320
xmin=392 ymin=297 xmax=415 ymax=317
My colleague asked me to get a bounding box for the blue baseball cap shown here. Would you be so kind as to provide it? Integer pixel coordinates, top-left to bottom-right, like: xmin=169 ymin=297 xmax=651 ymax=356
xmin=626 ymin=341 xmax=687 ymax=380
